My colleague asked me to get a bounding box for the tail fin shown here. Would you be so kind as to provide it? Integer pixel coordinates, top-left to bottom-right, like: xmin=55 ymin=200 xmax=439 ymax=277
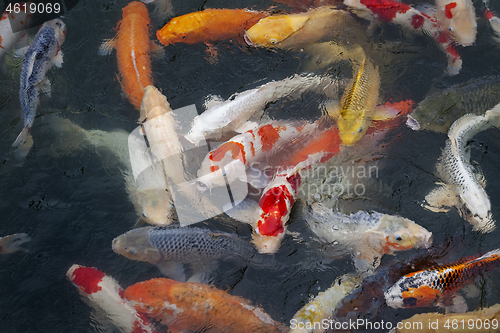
xmin=12 ymin=126 xmax=34 ymax=159
xmin=0 ymin=233 xmax=31 ymax=254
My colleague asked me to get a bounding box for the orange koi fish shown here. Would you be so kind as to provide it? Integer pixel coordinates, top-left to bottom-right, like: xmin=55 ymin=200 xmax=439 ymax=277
xmin=123 ymin=278 xmax=284 ymax=333
xmin=101 ymin=1 xmax=156 ymax=110
xmin=385 ymin=248 xmax=500 ymax=309
xmin=156 ymin=8 xmax=267 ymax=47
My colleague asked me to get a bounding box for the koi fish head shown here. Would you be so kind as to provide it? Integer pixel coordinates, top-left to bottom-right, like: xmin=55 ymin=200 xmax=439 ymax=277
xmin=374 ymin=214 xmax=433 ymax=255
xmin=43 ymin=19 xmax=66 ymax=45
xmin=244 ymin=14 xmax=309 ymax=47
xmin=112 ymin=228 xmax=163 ymax=264
xmin=436 ymin=0 xmax=477 ymax=46
xmin=459 ymin=189 xmax=494 ymax=233
xmin=130 ymin=187 xmax=175 ymax=226
xmin=338 ymin=117 xmax=370 ymax=146
xmin=140 ymin=85 xmax=172 ymax=122
xmin=123 ymin=278 xmax=181 ymax=320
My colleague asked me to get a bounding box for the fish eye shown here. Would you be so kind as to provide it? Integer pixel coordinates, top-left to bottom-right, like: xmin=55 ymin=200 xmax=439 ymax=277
xmin=270 ymin=38 xmax=278 ymax=44
xmin=142 ymin=211 xmax=147 ymax=218
xmin=395 ymin=235 xmax=403 ymax=241
xmin=130 ymin=250 xmax=136 ymax=255
xmin=449 ymin=26 xmax=454 ymax=32
xmin=466 ymin=208 xmax=472 ymax=216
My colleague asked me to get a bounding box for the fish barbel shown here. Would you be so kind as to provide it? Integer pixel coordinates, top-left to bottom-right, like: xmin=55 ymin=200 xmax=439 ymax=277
xmin=14 ymin=18 xmax=66 ymax=149
xmin=332 ymin=57 xmax=381 ymax=146
xmin=424 ymin=104 xmax=500 ymax=232
xmin=123 ymin=277 xmax=284 ymax=333
xmin=385 ymin=248 xmax=500 ymax=309
xmin=304 ymin=202 xmax=432 ymax=271
xmin=407 ymin=76 xmax=500 ymax=133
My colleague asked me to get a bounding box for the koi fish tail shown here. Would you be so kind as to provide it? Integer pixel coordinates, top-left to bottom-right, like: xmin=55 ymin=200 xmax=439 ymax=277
xmin=252 ymin=169 xmax=301 ymax=253
xmin=0 ymin=233 xmax=30 ymax=254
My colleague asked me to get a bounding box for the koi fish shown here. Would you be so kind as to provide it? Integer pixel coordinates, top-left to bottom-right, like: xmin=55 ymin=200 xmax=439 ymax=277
xmin=123 ymin=277 xmax=285 ymax=333
xmin=185 ymin=74 xmax=332 ymax=146
xmin=244 ymin=6 xmax=362 ymax=49
xmin=344 ymin=0 xmax=463 ymax=75
xmin=66 ymin=264 xmax=160 ymax=333
xmin=423 ymin=104 xmax=500 ymax=233
xmin=0 ymin=233 xmax=30 ymax=254
xmin=100 ymin=1 xmax=157 ymax=110
xmin=112 ymin=226 xmax=274 ymax=282
xmin=484 ymin=1 xmax=500 ymax=42
xmin=196 ymin=120 xmax=325 ymax=191
xmin=156 ymin=8 xmax=267 ymax=47
xmin=328 ymin=58 xmax=384 ymax=146
xmin=13 ymin=19 xmax=65 ymax=149
xmin=290 ymin=273 xmax=364 ymax=333
xmin=304 ymin=202 xmax=432 ymax=272
xmin=393 ymin=303 xmax=500 ymax=333
xmin=0 ymin=7 xmax=31 ymax=62
xmin=407 ymin=76 xmax=500 ymax=133
xmin=385 ymin=248 xmax=500 ymax=309
xmin=435 ymin=0 xmax=477 ymax=46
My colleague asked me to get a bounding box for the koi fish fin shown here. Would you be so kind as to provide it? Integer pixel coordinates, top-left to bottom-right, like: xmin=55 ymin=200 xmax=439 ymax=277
xmin=53 ymin=50 xmax=63 ymax=68
xmin=149 ymin=41 xmax=164 ymax=58
xmin=13 ymin=33 xmax=29 ymax=57
xmin=0 ymin=233 xmax=31 ymax=254
xmin=353 ymin=248 xmax=380 ymax=272
xmin=37 ymin=78 xmax=51 ymax=97
xmin=471 ymin=160 xmax=487 ymax=187
xmin=235 ymin=121 xmax=259 ymax=134
xmin=12 ymin=125 xmax=33 ymax=148
xmin=89 ymin=310 xmax=115 ymax=333
xmin=156 ymin=261 xmax=187 ymax=282
xmin=372 ymin=104 xmax=401 ymax=121
xmin=324 ymin=100 xmax=341 ymax=120
xmin=187 ymin=260 xmax=218 ymax=284
xmin=203 ymin=94 xmax=224 ymax=109
xmin=224 ymin=197 xmax=259 ymax=224
xmin=440 ymin=294 xmax=468 ymax=313
xmin=422 ymin=183 xmax=457 ymax=213
xmin=98 ymin=38 xmax=116 ymax=56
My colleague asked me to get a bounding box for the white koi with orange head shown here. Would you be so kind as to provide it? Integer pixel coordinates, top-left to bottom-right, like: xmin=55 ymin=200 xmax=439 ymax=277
xmin=436 ymin=0 xmax=477 ymax=46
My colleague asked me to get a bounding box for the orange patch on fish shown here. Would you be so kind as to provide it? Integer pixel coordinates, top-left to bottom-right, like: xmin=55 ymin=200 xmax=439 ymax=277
xmin=209 ymin=141 xmax=246 ymax=164
xmin=445 ymin=2 xmax=457 ymax=19
xmin=402 ymin=285 xmax=443 ymax=308
xmin=156 ymin=9 xmax=267 ymax=46
xmin=70 ymin=266 xmax=105 ymax=295
xmin=258 ymin=124 xmax=286 ymax=151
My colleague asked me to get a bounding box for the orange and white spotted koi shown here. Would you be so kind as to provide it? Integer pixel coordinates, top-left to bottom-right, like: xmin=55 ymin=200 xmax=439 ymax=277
xmin=196 ymin=121 xmax=325 ymax=191
xmin=66 ymin=264 xmax=160 ymax=333
xmin=0 ymin=6 xmax=31 ymax=62
xmin=385 ymin=248 xmax=500 ymax=309
xmin=344 ymin=0 xmax=463 ymax=75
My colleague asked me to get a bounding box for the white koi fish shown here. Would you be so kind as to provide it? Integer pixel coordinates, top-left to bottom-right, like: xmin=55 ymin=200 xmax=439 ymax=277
xmin=66 ymin=264 xmax=160 ymax=333
xmin=423 ymin=103 xmax=500 ymax=232
xmin=185 ymin=74 xmax=331 ymax=146
xmin=304 ymin=202 xmax=432 ymax=272
xmin=344 ymin=0 xmax=463 ymax=75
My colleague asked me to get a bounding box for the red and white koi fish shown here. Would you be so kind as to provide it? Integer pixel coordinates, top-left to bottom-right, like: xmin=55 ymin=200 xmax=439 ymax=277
xmin=66 ymin=264 xmax=160 ymax=333
xmin=0 ymin=6 xmax=31 ymax=62
xmin=385 ymin=248 xmax=500 ymax=310
xmin=344 ymin=0 xmax=462 ymax=75
xmin=196 ymin=120 xmax=325 ymax=191
xmin=484 ymin=1 xmax=500 ymax=42
xmin=435 ymin=0 xmax=477 ymax=46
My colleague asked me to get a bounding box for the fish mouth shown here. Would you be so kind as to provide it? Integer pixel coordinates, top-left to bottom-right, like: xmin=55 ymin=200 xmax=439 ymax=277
xmin=244 ymin=33 xmax=254 ymax=46
xmin=406 ymin=116 xmax=420 ymax=130
xmin=420 ymin=232 xmax=433 ymax=249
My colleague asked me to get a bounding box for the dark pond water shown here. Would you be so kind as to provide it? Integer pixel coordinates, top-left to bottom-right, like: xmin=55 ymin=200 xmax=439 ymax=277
xmin=1 ymin=0 xmax=500 ymax=332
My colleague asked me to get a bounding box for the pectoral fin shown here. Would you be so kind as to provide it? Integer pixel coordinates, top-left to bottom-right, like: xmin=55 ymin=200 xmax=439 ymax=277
xmin=371 ymin=104 xmax=400 ymax=121
xmin=156 ymin=261 xmax=187 ymax=282
xmin=38 ymin=78 xmax=51 ymax=97
xmin=53 ymin=50 xmax=63 ymax=68
xmin=98 ymin=38 xmax=116 ymax=56
xmin=353 ymin=248 xmax=380 ymax=272
xmin=149 ymin=41 xmax=164 ymax=58
xmin=422 ymin=183 xmax=458 ymax=213
xmin=187 ymin=260 xmax=218 ymax=284
xmin=324 ymin=100 xmax=341 ymax=120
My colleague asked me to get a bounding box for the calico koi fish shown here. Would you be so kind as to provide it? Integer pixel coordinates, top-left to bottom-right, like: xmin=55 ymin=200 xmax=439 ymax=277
xmin=304 ymin=202 xmax=432 ymax=272
xmin=435 ymin=0 xmax=477 ymax=46
xmin=0 ymin=233 xmax=30 ymax=254
xmin=244 ymin=6 xmax=362 ymax=49
xmin=385 ymin=248 xmax=500 ymax=309
xmin=344 ymin=0 xmax=463 ymax=75
xmin=123 ymin=277 xmax=284 ymax=333
xmin=66 ymin=265 xmax=160 ymax=333
xmin=0 ymin=6 xmax=31 ymax=62
xmin=185 ymin=74 xmax=331 ymax=146
xmin=423 ymin=104 xmax=500 ymax=232
xmin=393 ymin=303 xmax=500 ymax=333
xmin=156 ymin=8 xmax=267 ymax=47
xmin=13 ymin=19 xmax=65 ymax=149
xmin=100 ymin=1 xmax=156 ymax=110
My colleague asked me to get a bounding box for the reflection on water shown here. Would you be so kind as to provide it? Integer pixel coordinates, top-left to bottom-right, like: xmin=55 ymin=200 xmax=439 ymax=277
xmin=1 ymin=0 xmax=500 ymax=332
